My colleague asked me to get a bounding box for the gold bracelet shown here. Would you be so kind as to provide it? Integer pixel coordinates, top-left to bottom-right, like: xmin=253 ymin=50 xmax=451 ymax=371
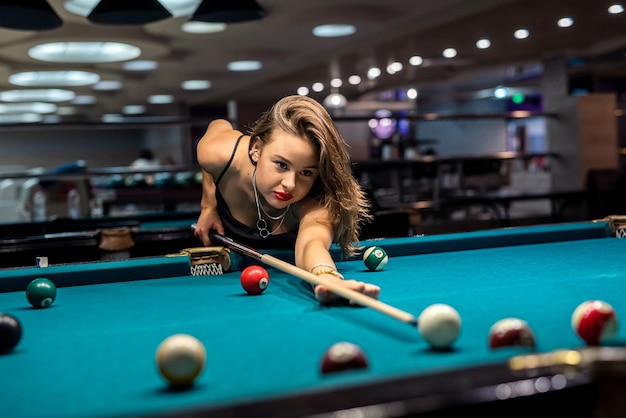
xmin=312 ymin=268 xmax=345 ymax=280
xmin=310 ymin=262 xmax=336 ymax=272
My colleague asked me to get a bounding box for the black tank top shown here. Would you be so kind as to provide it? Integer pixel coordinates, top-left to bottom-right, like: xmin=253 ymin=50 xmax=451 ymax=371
xmin=214 ymin=135 xmax=298 ymax=249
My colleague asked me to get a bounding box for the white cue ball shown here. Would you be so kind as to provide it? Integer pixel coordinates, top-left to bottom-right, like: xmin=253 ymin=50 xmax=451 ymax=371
xmin=156 ymin=334 xmax=206 ymax=388
xmin=418 ymin=304 xmax=462 ymax=349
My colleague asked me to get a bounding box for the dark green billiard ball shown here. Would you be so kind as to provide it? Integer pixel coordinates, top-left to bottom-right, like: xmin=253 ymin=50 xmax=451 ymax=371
xmin=26 ymin=278 xmax=57 ymax=308
xmin=0 ymin=313 xmax=22 ymax=353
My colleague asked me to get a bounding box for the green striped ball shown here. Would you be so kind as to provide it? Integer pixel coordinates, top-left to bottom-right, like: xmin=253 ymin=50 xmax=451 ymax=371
xmin=363 ymin=246 xmax=388 ymax=271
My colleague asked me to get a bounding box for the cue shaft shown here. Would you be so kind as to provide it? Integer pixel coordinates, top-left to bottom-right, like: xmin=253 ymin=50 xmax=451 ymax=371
xmin=205 ymin=229 xmax=417 ymax=325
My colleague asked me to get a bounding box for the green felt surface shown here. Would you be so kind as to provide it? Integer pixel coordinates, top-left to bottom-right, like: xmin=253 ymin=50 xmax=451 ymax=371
xmin=0 ymin=222 xmax=625 ymax=417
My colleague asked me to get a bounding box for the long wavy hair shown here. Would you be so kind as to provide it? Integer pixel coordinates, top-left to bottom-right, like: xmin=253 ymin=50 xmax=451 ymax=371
xmin=248 ymin=95 xmax=372 ymax=258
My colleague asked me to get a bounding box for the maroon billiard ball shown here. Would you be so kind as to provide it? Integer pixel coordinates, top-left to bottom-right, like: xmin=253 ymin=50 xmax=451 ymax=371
xmin=488 ymin=318 xmax=536 ymax=350
xmin=320 ymin=341 xmax=369 ymax=374
xmin=240 ymin=265 xmax=270 ymax=295
xmin=571 ymin=300 xmax=618 ymax=346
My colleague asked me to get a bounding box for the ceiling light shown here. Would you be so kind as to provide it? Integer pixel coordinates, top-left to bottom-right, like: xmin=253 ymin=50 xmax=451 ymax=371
xmin=0 ymin=102 xmax=57 ymax=114
xmin=386 ymin=62 xmax=403 ymax=74
xmin=312 ymin=24 xmax=356 ymax=38
xmin=93 ymin=80 xmax=122 ymax=90
xmin=493 ymin=86 xmax=508 ymax=99
xmin=148 ymin=94 xmax=175 ymax=104
xmin=557 ymin=17 xmax=574 ymax=28
xmin=297 ymin=87 xmax=309 ymax=96
xmin=348 ymin=75 xmax=361 ymax=85
xmin=442 ymin=48 xmax=457 ymax=58
xmin=123 ymin=60 xmax=158 ymax=71
xmin=182 ymin=80 xmax=211 ymax=90
xmin=0 ymin=89 xmax=75 ymax=102
xmin=514 ymin=29 xmax=529 ymax=39
xmin=0 ymin=0 xmax=62 ymax=31
xmin=608 ymin=4 xmax=624 ymax=14
xmin=322 ymin=93 xmax=347 ymax=109
xmin=123 ymin=105 xmax=146 ymax=114
xmin=407 ymin=88 xmax=418 ymax=100
xmin=65 ymin=0 xmax=201 ymax=17
xmin=0 ymin=114 xmax=43 ymax=124
xmin=57 ymin=106 xmax=77 ymax=115
xmin=29 ymin=42 xmax=141 ymax=63
xmin=367 ymin=67 xmax=381 ymax=80
xmin=312 ymin=82 xmax=324 ymax=92
xmin=330 ymin=78 xmax=343 ymax=88
xmin=88 ymin=0 xmax=172 ymax=25
xmin=227 ymin=60 xmax=262 ymax=71
xmin=72 ymin=95 xmax=96 ymax=105
xmin=9 ymin=71 xmax=100 ymax=87
xmin=476 ymin=39 xmax=491 ymax=49
xmin=102 ymin=113 xmax=124 ymax=122
xmin=181 ymin=21 xmax=226 ymax=34
xmin=191 ymin=0 xmax=266 ymax=23
xmin=409 ymin=56 xmax=423 ymax=66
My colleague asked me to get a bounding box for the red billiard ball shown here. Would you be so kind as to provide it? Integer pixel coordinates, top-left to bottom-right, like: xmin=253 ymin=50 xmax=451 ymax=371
xmin=571 ymin=300 xmax=618 ymax=346
xmin=240 ymin=265 xmax=270 ymax=295
xmin=488 ymin=318 xmax=536 ymax=350
xmin=320 ymin=341 xmax=369 ymax=374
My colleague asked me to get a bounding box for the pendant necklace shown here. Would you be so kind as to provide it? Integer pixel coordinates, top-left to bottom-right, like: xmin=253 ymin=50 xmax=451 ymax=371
xmin=252 ymin=168 xmax=290 ymax=238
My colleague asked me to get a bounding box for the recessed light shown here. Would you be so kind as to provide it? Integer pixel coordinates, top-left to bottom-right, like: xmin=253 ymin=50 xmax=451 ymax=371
xmin=148 ymin=94 xmax=175 ymax=104
xmin=182 ymin=80 xmax=211 ymax=90
xmin=386 ymin=62 xmax=403 ymax=74
xmin=0 ymin=89 xmax=75 ymax=102
xmin=557 ymin=17 xmax=574 ymax=28
xmin=514 ymin=29 xmax=529 ymax=39
xmin=312 ymin=82 xmax=324 ymax=92
xmin=29 ymin=42 xmax=141 ymax=63
xmin=608 ymin=4 xmax=624 ymax=14
xmin=476 ymin=39 xmax=491 ymax=49
xmin=9 ymin=71 xmax=100 ymax=87
xmin=182 ymin=21 xmax=226 ymax=34
xmin=442 ymin=48 xmax=457 ymax=58
xmin=297 ymin=87 xmax=309 ymax=96
xmin=93 ymin=80 xmax=122 ymax=90
xmin=330 ymin=78 xmax=343 ymax=88
xmin=367 ymin=67 xmax=381 ymax=80
xmin=409 ymin=56 xmax=424 ymax=66
xmin=312 ymin=24 xmax=356 ymax=38
xmin=123 ymin=60 xmax=158 ymax=71
xmin=227 ymin=61 xmax=262 ymax=71
xmin=348 ymin=75 xmax=361 ymax=85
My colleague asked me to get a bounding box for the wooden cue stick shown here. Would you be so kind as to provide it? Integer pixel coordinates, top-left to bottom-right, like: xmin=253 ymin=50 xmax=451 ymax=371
xmin=199 ymin=228 xmax=418 ymax=326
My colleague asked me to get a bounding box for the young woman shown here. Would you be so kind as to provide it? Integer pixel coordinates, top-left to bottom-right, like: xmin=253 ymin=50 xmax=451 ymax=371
xmin=194 ymin=95 xmax=380 ymax=304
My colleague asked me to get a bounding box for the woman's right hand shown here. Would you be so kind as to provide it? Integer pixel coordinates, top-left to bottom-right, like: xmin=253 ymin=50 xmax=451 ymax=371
xmin=194 ymin=209 xmax=224 ymax=246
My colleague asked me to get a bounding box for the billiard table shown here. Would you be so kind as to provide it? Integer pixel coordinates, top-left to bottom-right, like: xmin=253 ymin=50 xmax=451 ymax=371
xmin=0 ymin=211 xmax=201 ymax=268
xmin=1 ymin=219 xmax=626 ymax=417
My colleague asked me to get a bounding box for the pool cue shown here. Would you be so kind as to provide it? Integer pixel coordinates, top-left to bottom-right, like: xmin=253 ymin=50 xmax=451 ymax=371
xmin=192 ymin=224 xmax=418 ymax=326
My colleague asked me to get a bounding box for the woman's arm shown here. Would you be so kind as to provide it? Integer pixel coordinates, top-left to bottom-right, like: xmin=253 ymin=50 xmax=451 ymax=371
xmin=295 ymin=202 xmax=380 ymax=304
xmin=195 ymin=119 xmax=240 ymax=245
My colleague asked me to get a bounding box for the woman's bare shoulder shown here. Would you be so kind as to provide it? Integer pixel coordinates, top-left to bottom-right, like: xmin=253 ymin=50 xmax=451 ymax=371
xmin=197 ymin=120 xmax=246 ymax=170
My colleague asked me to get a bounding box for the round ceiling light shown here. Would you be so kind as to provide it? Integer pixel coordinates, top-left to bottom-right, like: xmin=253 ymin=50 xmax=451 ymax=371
xmin=64 ymin=0 xmax=202 ymax=17
xmin=0 ymin=89 xmax=76 ymax=102
xmin=312 ymin=24 xmax=356 ymax=38
xmin=9 ymin=71 xmax=101 ymax=87
xmin=29 ymin=41 xmax=141 ymax=63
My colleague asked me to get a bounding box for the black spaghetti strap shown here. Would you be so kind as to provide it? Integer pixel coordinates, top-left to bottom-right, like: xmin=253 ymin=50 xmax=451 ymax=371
xmin=215 ymin=134 xmax=244 ymax=186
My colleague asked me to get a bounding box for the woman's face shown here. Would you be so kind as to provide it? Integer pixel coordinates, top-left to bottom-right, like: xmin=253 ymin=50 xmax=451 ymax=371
xmin=251 ymin=129 xmax=319 ymax=208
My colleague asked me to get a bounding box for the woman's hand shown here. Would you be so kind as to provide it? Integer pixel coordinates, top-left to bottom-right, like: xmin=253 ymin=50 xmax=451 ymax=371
xmin=313 ymin=279 xmax=380 ymax=305
xmin=194 ymin=209 xmax=224 ymax=246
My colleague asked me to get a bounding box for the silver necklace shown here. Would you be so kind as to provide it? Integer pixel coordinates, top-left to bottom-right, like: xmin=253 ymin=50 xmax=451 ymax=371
xmin=252 ymin=168 xmax=290 ymax=238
